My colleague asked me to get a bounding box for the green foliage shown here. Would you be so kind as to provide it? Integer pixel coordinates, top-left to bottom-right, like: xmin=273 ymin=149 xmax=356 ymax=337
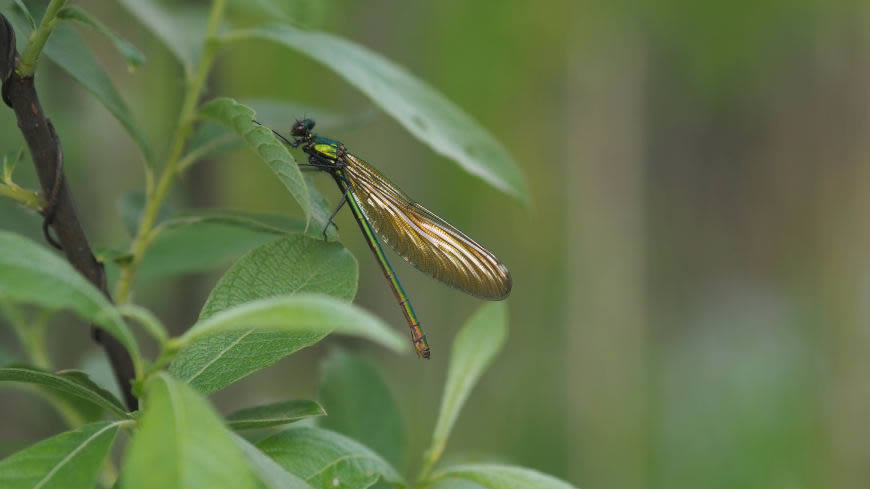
xmin=318 ymin=349 xmax=405 ymax=468
xmin=56 ymin=6 xmax=145 ymax=70
xmin=198 ymin=97 xmax=312 ymax=226
xmin=255 ymin=427 xmax=405 ymax=489
xmin=0 ymin=366 xmax=129 ymax=419
xmin=0 ymin=2 xmax=562 ymax=488
xmin=424 ymin=303 xmax=508 ymax=472
xmin=0 ymin=421 xmax=123 ymax=489
xmin=226 ymin=400 xmax=325 ymax=430
xmin=2 ymin=1 xmax=153 ymax=165
xmin=429 ymin=465 xmax=576 ymax=489
xmin=226 ymin=24 xmax=529 ymax=205
xmin=121 ymin=373 xmax=257 ymax=489
xmin=169 ymin=235 xmax=358 ymax=394
xmin=0 ymin=231 xmax=142 ymax=373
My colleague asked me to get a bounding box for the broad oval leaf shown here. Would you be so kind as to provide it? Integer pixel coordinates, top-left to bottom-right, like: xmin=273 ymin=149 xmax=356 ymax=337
xmin=227 ymin=24 xmax=529 ymax=205
xmin=198 ymin=97 xmax=311 ymax=225
xmin=318 ymin=349 xmax=404 ymax=468
xmin=121 ymin=373 xmax=256 ymax=489
xmin=256 ymin=427 xmax=405 ymax=489
xmin=2 ymin=6 xmax=153 ymax=166
xmin=118 ymin=0 xmax=206 ymax=76
xmin=179 ymin=294 xmax=407 ymax=354
xmin=0 ymin=232 xmax=141 ymax=370
xmin=430 ymin=464 xmax=577 ymax=489
xmin=0 ymin=366 xmax=129 ymax=418
xmin=227 ymin=400 xmax=325 ymax=430
xmin=427 ymin=303 xmax=508 ymax=464
xmin=0 ymin=420 xmax=123 ymax=489
xmin=169 ymin=235 xmax=357 ymax=394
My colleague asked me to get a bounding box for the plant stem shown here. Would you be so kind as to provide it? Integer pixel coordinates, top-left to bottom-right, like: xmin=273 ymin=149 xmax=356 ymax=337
xmin=114 ymin=0 xmax=226 ymax=303
xmin=15 ymin=0 xmax=67 ymax=77
xmin=0 ymin=182 xmax=46 ymax=211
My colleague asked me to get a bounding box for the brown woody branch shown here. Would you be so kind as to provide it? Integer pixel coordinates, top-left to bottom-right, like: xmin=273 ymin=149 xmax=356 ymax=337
xmin=0 ymin=13 xmax=137 ymax=410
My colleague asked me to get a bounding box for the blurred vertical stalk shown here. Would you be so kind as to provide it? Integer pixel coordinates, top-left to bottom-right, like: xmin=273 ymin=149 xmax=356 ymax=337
xmin=115 ymin=0 xmax=226 ymax=303
xmin=564 ymin=28 xmax=648 ymax=489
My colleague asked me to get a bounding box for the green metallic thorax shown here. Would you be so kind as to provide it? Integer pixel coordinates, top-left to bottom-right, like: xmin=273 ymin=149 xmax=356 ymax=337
xmin=311 ymin=134 xmax=341 ymax=160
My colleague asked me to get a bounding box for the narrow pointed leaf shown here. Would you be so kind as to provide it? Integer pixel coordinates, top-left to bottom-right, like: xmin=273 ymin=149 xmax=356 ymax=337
xmin=318 ymin=350 xmax=404 ymax=467
xmin=198 ymin=97 xmax=311 ymax=225
xmin=0 ymin=366 xmax=129 ymax=418
xmin=0 ymin=421 xmax=122 ymax=489
xmin=169 ymin=235 xmax=357 ymax=394
xmin=121 ymin=373 xmax=256 ymax=489
xmin=256 ymin=427 xmax=405 ymax=489
xmin=2 ymin=7 xmax=152 ymax=166
xmin=227 ymin=400 xmax=325 ymax=430
xmin=233 ymin=433 xmax=315 ymax=489
xmin=0 ymin=232 xmax=141 ymax=369
xmin=428 ymin=303 xmax=508 ymax=461
xmin=57 ymin=6 xmax=145 ymax=69
xmin=118 ymin=0 xmax=206 ymax=75
xmin=227 ymin=24 xmax=528 ymax=204
xmin=179 ymin=294 xmax=407 ymax=354
xmin=430 ymin=464 xmax=577 ymax=489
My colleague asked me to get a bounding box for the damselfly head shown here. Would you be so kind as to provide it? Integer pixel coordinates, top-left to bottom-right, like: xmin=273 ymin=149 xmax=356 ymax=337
xmin=291 ymin=118 xmax=316 ymax=138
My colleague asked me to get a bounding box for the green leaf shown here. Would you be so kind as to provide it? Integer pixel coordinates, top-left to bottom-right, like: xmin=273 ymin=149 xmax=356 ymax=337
xmin=256 ymin=427 xmax=405 ymax=489
xmin=318 ymin=350 xmax=404 ymax=468
xmin=425 ymin=303 xmax=508 ymax=469
xmin=57 ymin=6 xmax=146 ymax=70
xmin=179 ymin=294 xmax=407 ymax=356
xmin=0 ymin=421 xmax=123 ymax=489
xmin=305 ymin=174 xmax=339 ymax=242
xmin=169 ymin=235 xmax=357 ymax=394
xmin=118 ymin=0 xmax=207 ymax=76
xmin=180 ymin=121 xmax=245 ymax=172
xmin=11 ymin=0 xmax=34 ymax=29
xmin=0 ymin=231 xmax=142 ymax=372
xmin=430 ymin=465 xmax=577 ymax=489
xmin=227 ymin=24 xmax=528 ymax=205
xmin=1 ymin=148 xmax=24 ymax=183
xmin=227 ymin=400 xmax=325 ymax=430
xmin=139 ymin=210 xmax=308 ymax=282
xmin=121 ymin=373 xmax=256 ymax=489
xmin=198 ymin=97 xmax=311 ymax=225
xmin=0 ymin=366 xmax=129 ymax=418
xmin=232 ymin=432 xmax=315 ymax=489
xmin=2 ymin=8 xmax=153 ymax=167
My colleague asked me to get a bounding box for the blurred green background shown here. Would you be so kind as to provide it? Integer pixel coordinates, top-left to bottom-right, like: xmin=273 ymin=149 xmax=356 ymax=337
xmin=2 ymin=1 xmax=870 ymax=488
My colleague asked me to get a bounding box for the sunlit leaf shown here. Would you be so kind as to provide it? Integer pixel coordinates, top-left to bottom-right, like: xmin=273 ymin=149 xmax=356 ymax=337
xmin=121 ymin=373 xmax=256 ymax=489
xmin=227 ymin=400 xmax=325 ymax=430
xmin=169 ymin=234 xmax=357 ymax=394
xmin=256 ymin=427 xmax=405 ymax=489
xmin=227 ymin=24 xmax=528 ymax=204
xmin=0 ymin=421 xmax=123 ymax=489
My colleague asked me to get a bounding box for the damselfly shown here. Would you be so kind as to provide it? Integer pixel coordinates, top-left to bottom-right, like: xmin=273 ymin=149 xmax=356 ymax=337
xmin=269 ymin=119 xmax=511 ymax=358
